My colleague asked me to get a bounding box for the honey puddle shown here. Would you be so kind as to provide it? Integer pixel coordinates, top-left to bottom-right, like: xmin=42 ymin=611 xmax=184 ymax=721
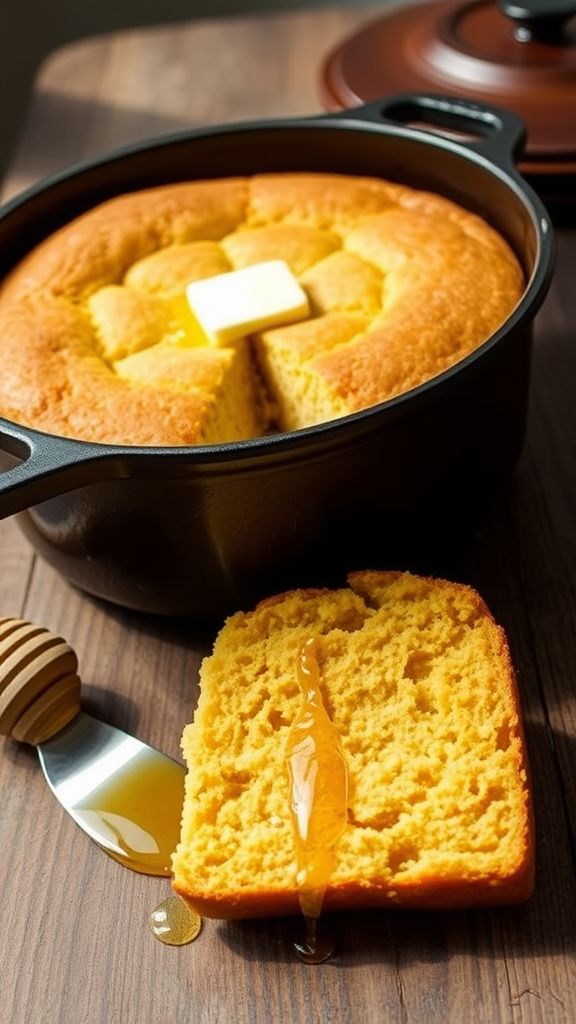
xmin=149 ymin=896 xmax=202 ymax=946
xmin=286 ymin=637 xmax=348 ymax=964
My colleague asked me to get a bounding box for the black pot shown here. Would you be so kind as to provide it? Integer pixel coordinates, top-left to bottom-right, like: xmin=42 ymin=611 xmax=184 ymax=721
xmin=0 ymin=95 xmax=554 ymax=618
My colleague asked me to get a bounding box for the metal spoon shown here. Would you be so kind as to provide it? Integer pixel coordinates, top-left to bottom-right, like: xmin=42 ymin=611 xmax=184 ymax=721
xmin=0 ymin=617 xmax=185 ymax=876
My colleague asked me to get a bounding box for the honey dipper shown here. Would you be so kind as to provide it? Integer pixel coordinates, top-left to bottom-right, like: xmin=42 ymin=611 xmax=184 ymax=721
xmin=0 ymin=616 xmax=185 ymax=875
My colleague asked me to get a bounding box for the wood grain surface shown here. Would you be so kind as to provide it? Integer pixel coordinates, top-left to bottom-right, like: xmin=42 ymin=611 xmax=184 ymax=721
xmin=1 ymin=6 xmax=576 ymax=1023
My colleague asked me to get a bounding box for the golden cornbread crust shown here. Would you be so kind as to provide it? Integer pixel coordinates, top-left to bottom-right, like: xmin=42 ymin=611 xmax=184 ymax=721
xmin=0 ymin=175 xmax=524 ymax=445
xmin=172 ymin=571 xmax=534 ymax=919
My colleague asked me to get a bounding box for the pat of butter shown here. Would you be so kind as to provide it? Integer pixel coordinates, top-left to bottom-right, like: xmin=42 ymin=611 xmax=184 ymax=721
xmin=185 ymin=260 xmax=309 ymax=345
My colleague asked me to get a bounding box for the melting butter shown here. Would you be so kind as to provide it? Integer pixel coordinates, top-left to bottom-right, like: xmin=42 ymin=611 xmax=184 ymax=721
xmin=186 ymin=259 xmax=309 ymax=346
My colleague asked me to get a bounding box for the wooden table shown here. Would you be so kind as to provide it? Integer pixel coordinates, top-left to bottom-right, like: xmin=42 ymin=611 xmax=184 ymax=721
xmin=1 ymin=7 xmax=575 ymax=1022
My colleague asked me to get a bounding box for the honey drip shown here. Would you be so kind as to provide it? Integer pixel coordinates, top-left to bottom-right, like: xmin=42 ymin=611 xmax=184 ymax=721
xmin=73 ymin=752 xmax=185 ymax=876
xmin=149 ymin=895 xmax=202 ymax=945
xmin=286 ymin=637 xmax=348 ymax=964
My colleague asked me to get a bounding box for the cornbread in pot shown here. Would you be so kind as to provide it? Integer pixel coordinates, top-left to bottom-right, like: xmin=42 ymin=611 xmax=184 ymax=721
xmin=0 ymin=175 xmax=524 ymax=445
xmin=172 ymin=571 xmax=534 ymax=918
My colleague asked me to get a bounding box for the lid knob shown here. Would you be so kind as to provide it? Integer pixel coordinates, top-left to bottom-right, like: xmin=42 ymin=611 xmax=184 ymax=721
xmin=499 ymin=0 xmax=576 ymax=41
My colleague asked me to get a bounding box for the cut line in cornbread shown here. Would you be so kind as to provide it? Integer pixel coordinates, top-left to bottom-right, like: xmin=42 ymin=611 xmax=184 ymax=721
xmin=172 ymin=571 xmax=533 ymax=919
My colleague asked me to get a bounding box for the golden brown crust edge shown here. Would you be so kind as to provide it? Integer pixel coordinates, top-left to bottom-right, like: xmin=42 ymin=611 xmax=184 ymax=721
xmin=173 ymin=864 xmax=534 ymax=921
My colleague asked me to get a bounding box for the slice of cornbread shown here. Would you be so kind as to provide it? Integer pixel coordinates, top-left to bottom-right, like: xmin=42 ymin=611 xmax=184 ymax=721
xmin=172 ymin=571 xmax=533 ymax=918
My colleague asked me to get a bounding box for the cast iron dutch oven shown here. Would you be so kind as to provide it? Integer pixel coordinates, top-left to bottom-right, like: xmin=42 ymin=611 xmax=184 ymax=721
xmin=0 ymin=95 xmax=554 ymax=619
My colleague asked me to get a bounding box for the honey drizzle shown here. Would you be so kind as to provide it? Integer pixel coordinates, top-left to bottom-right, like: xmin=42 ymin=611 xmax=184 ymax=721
xmin=286 ymin=637 xmax=348 ymax=963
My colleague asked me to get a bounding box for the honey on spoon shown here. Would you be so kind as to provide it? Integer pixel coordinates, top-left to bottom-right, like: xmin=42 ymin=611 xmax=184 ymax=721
xmin=0 ymin=615 xmax=185 ymax=876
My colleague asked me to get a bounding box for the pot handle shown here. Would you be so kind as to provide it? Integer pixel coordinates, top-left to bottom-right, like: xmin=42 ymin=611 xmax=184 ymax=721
xmin=338 ymin=94 xmax=526 ymax=172
xmin=0 ymin=417 xmax=126 ymax=519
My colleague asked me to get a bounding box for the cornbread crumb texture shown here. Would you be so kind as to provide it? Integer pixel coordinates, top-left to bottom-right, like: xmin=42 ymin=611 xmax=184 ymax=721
xmin=172 ymin=571 xmax=533 ymax=919
xmin=0 ymin=175 xmax=524 ymax=445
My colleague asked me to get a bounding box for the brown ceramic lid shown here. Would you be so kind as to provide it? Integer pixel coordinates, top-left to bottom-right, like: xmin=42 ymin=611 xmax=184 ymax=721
xmin=322 ymin=0 xmax=576 ymax=174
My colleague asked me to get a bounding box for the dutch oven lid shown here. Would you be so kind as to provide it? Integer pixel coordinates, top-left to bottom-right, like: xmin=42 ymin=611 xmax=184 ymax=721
xmin=322 ymin=0 xmax=576 ymax=174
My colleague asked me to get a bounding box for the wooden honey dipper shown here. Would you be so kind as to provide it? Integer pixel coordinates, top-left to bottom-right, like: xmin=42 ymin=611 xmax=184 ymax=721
xmin=0 ymin=614 xmax=186 ymax=875
xmin=0 ymin=616 xmax=81 ymax=745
